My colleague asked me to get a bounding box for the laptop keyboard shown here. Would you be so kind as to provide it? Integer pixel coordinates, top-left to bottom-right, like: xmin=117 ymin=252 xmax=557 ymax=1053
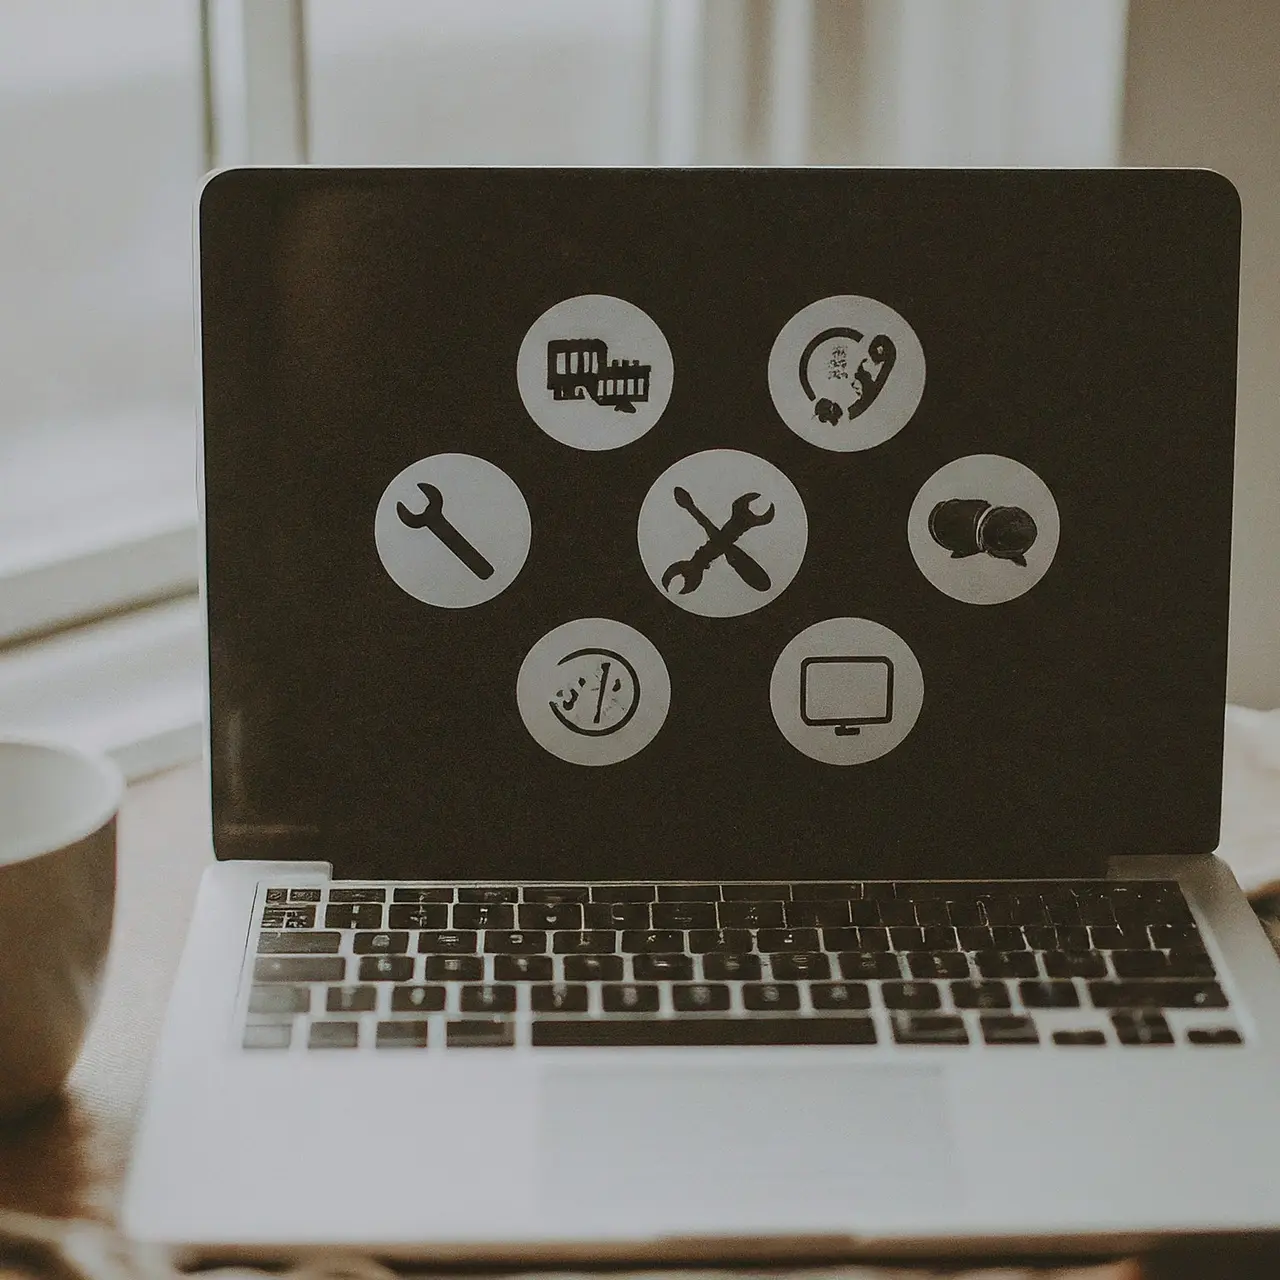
xmin=241 ymin=879 xmax=1243 ymax=1051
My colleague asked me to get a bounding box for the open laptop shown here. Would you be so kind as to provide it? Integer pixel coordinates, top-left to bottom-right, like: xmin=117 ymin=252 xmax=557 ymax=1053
xmin=124 ymin=167 xmax=1280 ymax=1262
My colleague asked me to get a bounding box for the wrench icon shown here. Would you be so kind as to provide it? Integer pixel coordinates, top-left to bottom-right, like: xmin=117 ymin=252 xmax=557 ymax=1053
xmin=396 ymin=482 xmax=495 ymax=580
xmin=661 ymin=490 xmax=776 ymax=595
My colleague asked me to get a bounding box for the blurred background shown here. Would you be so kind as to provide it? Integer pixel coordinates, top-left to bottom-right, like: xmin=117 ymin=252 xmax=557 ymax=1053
xmin=0 ymin=0 xmax=1276 ymax=779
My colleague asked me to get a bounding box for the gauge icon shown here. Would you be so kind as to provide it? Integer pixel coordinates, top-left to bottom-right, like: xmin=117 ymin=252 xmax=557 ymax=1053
xmin=550 ymin=648 xmax=640 ymax=737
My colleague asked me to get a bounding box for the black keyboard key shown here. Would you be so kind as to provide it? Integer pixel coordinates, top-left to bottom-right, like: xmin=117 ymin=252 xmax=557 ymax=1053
xmin=849 ymin=901 xmax=883 ymax=925
xmin=590 ymin=884 xmax=655 ymax=902
xmin=721 ymin=883 xmax=792 ymax=900
xmin=391 ymin=985 xmax=446 ymax=1012
xmin=912 ymin=898 xmax=951 ymax=927
xmin=289 ymin=888 xmax=322 ymax=903
xmin=308 ymin=1021 xmax=359 ymax=1049
xmin=1187 ymin=1027 xmax=1242 ymax=1046
xmin=822 ymin=928 xmax=860 ymax=952
xmin=688 ymin=929 xmax=753 ymax=953
xmin=447 ymin=1020 xmax=514 ymax=1047
xmin=701 ymin=953 xmax=762 ymax=980
xmin=1075 ymin=896 xmax=1116 ymax=926
xmin=358 ymin=955 xmax=414 ymax=982
xmin=920 ymin=926 xmax=960 ymax=951
xmin=982 ymin=1015 xmax=1039 ymax=1045
xmin=757 ymin=928 xmax=821 ymax=953
xmin=1112 ymin=950 xmax=1170 ymax=978
xmin=353 ymin=931 xmax=410 ymax=954
xmin=257 ymin=931 xmax=341 ymax=954
xmin=810 ymin=981 xmax=871 ymax=1010
xmin=863 ymin=882 xmax=899 ymax=899
xmin=602 ymin=983 xmax=660 ymax=1012
xmin=584 ymin=903 xmax=650 ymax=929
xmin=1111 ymin=1010 xmax=1174 ymax=1045
xmin=424 ymin=955 xmax=483 ymax=981
xmin=460 ymin=985 xmax=517 ymax=1013
xmin=519 ymin=904 xmax=583 ymax=930
xmin=1090 ymin=980 xmax=1227 ymax=1010
xmin=784 ymin=900 xmax=852 ymax=928
xmin=248 ymin=984 xmax=310 ymax=1014
xmin=1019 ymin=980 xmax=1080 ymax=1008
xmin=265 ymin=888 xmax=289 ymax=904
xmin=892 ymin=1014 xmax=968 ymax=1045
xmin=1150 ymin=924 xmax=1205 ymax=950
xmin=652 ymin=902 xmax=717 ymax=929
xmin=324 ymin=904 xmax=384 ymax=931
xmin=484 ymin=930 xmax=547 ymax=953
xmin=553 ymin=931 xmax=617 ymax=955
xmin=878 ymin=900 xmax=917 ymax=926
xmin=950 ymin=980 xmax=1011 ymax=1010
xmin=1044 ymin=950 xmax=1107 ymax=978
xmin=838 ymin=951 xmax=902 ymax=980
xmin=1091 ymin=926 xmax=1153 ymax=951
xmin=854 ymin=926 xmax=893 ymax=952
xmin=522 ymin=886 xmax=590 ymax=904
xmin=975 ymin=951 xmax=1039 ymax=979
xmin=254 ymin=956 xmax=345 ymax=983
xmin=533 ymin=1018 xmax=876 ymax=1047
xmin=656 ymin=884 xmax=720 ymax=900
xmin=388 ymin=905 xmax=448 ymax=929
xmin=1166 ymin=950 xmax=1217 ymax=978
xmin=621 ymin=930 xmax=684 ymax=953
xmin=418 ymin=931 xmax=477 ymax=953
xmin=393 ymin=887 xmax=454 ymax=903
xmin=531 ymin=983 xmax=589 ymax=1013
xmin=770 ymin=953 xmax=831 ymax=980
xmin=329 ymin=887 xmax=386 ymax=903
xmin=633 ymin=954 xmax=694 ymax=981
xmin=326 ymin=985 xmax=376 ymax=1012
xmin=957 ymin=926 xmax=995 ymax=950
xmin=989 ymin=926 xmax=1029 ymax=951
xmin=947 ymin=902 xmax=986 ymax=927
xmin=1053 ymin=1029 xmax=1107 ymax=1046
xmin=376 ymin=1021 xmax=429 ymax=1048
xmin=672 ymin=983 xmax=731 ymax=1012
xmin=261 ymin=907 xmax=316 ymax=929
xmin=457 ymin=886 xmax=518 ymax=903
xmin=907 ymin=952 xmax=970 ymax=980
xmin=882 ymin=981 xmax=942 ymax=1010
xmin=742 ymin=982 xmax=800 ymax=1011
xmin=453 ymin=904 xmax=515 ymax=930
xmin=243 ymin=1023 xmax=291 ymax=1050
xmin=792 ymin=882 xmax=861 ymax=900
xmin=563 ymin=955 xmax=624 ymax=981
xmin=888 ymin=926 xmax=926 ymax=951
xmin=494 ymin=954 xmax=553 ymax=981
xmin=719 ymin=902 xmax=785 ymax=928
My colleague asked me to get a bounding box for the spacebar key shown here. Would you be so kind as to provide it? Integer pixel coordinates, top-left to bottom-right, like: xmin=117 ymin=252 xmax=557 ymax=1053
xmin=532 ymin=1018 xmax=876 ymax=1047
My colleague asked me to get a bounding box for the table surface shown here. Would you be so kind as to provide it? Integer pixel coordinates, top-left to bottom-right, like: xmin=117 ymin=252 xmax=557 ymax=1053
xmin=0 ymin=763 xmax=1273 ymax=1279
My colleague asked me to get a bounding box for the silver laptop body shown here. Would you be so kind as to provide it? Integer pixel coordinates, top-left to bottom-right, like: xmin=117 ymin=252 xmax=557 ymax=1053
xmin=124 ymin=167 xmax=1280 ymax=1263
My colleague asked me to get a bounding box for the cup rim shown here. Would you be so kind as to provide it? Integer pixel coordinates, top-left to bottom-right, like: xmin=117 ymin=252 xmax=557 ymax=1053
xmin=0 ymin=737 xmax=124 ymax=867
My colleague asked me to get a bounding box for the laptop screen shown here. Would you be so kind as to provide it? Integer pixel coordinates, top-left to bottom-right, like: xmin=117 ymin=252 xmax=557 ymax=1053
xmin=199 ymin=168 xmax=1238 ymax=880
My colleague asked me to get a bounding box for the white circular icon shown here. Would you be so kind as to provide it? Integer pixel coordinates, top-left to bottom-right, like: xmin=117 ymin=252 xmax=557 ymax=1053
xmin=908 ymin=454 xmax=1060 ymax=605
xmin=517 ymin=294 xmax=673 ymax=451
xmin=770 ymin=618 xmax=924 ymax=765
xmin=637 ymin=450 xmax=808 ymax=618
xmin=768 ymin=295 xmax=926 ymax=452
xmin=517 ymin=619 xmax=671 ymax=767
xmin=375 ymin=454 xmax=531 ymax=608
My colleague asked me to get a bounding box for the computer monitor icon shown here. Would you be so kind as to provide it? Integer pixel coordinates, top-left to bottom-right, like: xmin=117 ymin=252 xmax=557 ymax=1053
xmin=799 ymin=655 xmax=894 ymax=736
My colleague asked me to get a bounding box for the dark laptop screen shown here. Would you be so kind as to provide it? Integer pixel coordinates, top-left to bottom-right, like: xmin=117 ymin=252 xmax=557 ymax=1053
xmin=199 ymin=168 xmax=1238 ymax=880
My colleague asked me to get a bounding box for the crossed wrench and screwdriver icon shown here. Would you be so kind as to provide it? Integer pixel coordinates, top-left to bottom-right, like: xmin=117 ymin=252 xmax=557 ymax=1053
xmin=661 ymin=488 xmax=776 ymax=595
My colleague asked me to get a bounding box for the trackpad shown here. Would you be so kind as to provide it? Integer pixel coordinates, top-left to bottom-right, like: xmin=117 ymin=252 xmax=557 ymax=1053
xmin=538 ymin=1063 xmax=960 ymax=1233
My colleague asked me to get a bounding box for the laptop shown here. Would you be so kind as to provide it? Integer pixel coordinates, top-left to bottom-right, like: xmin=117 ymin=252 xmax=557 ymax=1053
xmin=123 ymin=167 xmax=1280 ymax=1262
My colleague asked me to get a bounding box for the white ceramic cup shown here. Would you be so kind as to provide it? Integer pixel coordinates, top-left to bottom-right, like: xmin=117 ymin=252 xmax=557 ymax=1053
xmin=0 ymin=739 xmax=122 ymax=1118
